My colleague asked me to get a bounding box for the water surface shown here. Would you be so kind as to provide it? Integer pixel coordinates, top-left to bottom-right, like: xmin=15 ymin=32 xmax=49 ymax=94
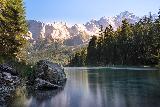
xmin=10 ymin=67 xmax=160 ymax=107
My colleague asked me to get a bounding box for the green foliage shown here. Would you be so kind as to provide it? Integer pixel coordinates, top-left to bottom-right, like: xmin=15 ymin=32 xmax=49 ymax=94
xmin=0 ymin=0 xmax=28 ymax=57
xmin=69 ymin=47 xmax=87 ymax=66
xmin=19 ymin=39 xmax=77 ymax=66
xmin=0 ymin=54 xmax=34 ymax=78
xmin=87 ymin=36 xmax=98 ymax=65
xmin=9 ymin=59 xmax=34 ymax=78
xmin=70 ymin=11 xmax=160 ymax=67
xmin=0 ymin=0 xmax=34 ymax=77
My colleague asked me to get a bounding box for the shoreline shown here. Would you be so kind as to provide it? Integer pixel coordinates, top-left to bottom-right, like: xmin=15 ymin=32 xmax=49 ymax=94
xmin=64 ymin=66 xmax=159 ymax=71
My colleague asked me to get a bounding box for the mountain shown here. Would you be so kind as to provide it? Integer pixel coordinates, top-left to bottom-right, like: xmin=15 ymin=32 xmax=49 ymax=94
xmin=27 ymin=11 xmax=142 ymax=46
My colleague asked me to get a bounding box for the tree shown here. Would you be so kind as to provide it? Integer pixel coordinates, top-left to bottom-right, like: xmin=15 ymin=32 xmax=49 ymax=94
xmin=87 ymin=36 xmax=97 ymax=65
xmin=117 ymin=19 xmax=133 ymax=64
xmin=153 ymin=10 xmax=160 ymax=66
xmin=97 ymin=26 xmax=104 ymax=64
xmin=69 ymin=48 xmax=87 ymax=66
xmin=103 ymin=25 xmax=115 ymax=64
xmin=0 ymin=0 xmax=28 ymax=58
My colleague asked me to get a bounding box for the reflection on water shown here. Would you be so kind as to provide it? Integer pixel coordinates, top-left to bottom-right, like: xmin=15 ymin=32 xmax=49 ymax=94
xmin=10 ymin=68 xmax=160 ymax=107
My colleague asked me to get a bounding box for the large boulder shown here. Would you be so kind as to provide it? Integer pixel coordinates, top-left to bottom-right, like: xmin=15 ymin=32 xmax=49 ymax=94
xmin=32 ymin=60 xmax=67 ymax=90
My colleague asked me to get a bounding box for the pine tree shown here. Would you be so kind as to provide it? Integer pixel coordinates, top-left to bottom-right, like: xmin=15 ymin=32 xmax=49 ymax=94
xmin=0 ymin=0 xmax=28 ymax=58
xmin=117 ymin=19 xmax=133 ymax=64
xmin=102 ymin=25 xmax=115 ymax=64
xmin=153 ymin=10 xmax=160 ymax=66
xmin=87 ymin=36 xmax=97 ymax=65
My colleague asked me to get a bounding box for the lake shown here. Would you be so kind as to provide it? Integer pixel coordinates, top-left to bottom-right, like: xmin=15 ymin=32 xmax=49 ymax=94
xmin=9 ymin=67 xmax=160 ymax=107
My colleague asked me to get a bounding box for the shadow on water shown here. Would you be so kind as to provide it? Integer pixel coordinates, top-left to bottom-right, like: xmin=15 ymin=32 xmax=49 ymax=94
xmin=7 ymin=67 xmax=160 ymax=107
xmin=7 ymin=84 xmax=66 ymax=107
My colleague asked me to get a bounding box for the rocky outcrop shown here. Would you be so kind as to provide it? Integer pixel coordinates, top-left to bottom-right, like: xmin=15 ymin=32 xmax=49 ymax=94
xmin=0 ymin=60 xmax=67 ymax=106
xmin=0 ymin=65 xmax=20 ymax=106
xmin=31 ymin=60 xmax=67 ymax=90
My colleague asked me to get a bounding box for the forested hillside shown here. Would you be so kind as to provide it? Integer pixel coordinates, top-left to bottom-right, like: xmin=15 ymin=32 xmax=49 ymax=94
xmin=70 ymin=12 xmax=160 ymax=67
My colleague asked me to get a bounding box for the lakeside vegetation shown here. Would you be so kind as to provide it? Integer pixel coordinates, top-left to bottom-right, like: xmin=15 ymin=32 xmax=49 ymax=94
xmin=0 ymin=0 xmax=34 ymax=77
xmin=69 ymin=12 xmax=160 ymax=67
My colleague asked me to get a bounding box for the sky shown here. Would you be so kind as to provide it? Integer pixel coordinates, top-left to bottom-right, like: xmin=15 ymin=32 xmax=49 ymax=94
xmin=24 ymin=0 xmax=160 ymax=24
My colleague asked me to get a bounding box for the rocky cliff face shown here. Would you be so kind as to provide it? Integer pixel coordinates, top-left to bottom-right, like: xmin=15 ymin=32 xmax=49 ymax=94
xmin=28 ymin=21 xmax=91 ymax=46
xmin=27 ymin=11 xmax=142 ymax=46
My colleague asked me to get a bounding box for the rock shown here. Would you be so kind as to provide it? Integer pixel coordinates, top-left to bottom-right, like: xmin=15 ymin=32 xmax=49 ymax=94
xmin=34 ymin=78 xmax=60 ymax=90
xmin=0 ymin=64 xmax=20 ymax=107
xmin=0 ymin=64 xmax=18 ymax=76
xmin=0 ymin=60 xmax=67 ymax=106
xmin=32 ymin=60 xmax=67 ymax=90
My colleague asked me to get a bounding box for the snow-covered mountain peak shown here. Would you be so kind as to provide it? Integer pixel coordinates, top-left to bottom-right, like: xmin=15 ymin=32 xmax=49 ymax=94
xmin=117 ymin=11 xmax=135 ymax=19
xmin=28 ymin=11 xmax=143 ymax=46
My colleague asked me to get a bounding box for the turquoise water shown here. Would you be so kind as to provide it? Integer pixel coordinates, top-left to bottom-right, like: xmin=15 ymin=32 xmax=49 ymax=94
xmin=10 ymin=67 xmax=160 ymax=107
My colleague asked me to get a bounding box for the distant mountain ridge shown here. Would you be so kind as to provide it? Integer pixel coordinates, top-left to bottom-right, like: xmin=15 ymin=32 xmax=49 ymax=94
xmin=27 ymin=11 xmax=156 ymax=46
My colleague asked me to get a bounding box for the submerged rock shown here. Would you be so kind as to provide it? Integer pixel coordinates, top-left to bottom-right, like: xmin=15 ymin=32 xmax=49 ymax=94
xmin=30 ymin=60 xmax=67 ymax=90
